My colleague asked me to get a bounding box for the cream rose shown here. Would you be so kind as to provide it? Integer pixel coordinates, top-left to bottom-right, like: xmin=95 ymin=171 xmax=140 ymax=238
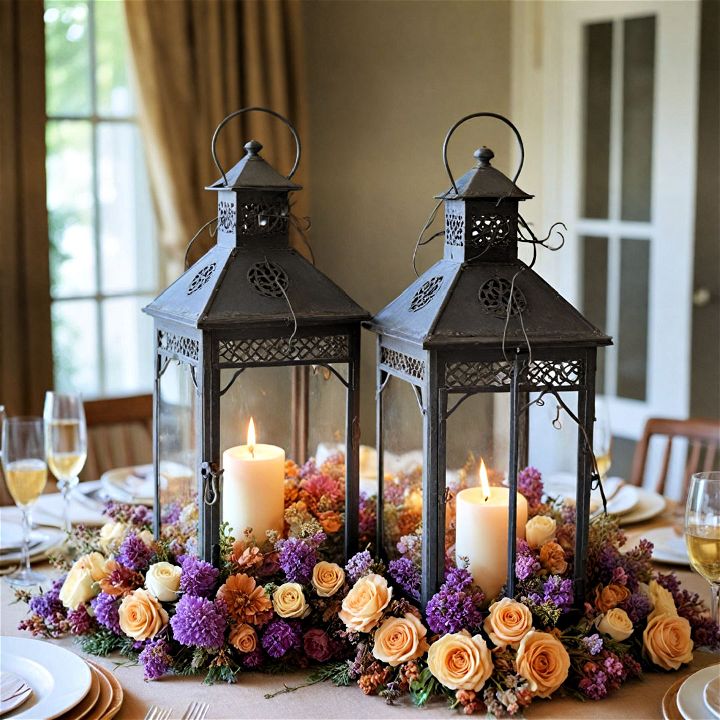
xmin=273 ymin=583 xmax=310 ymax=619
xmin=229 ymin=623 xmax=258 ymax=653
xmin=372 ymin=613 xmax=429 ymax=666
xmin=339 ymin=573 xmax=392 ymax=633
xmin=515 ymin=630 xmax=570 ymax=698
xmin=137 ymin=529 xmax=155 ymax=548
xmin=427 ymin=630 xmax=493 ymax=691
xmin=526 ymin=516 xmax=557 ymax=549
xmin=99 ymin=521 xmax=128 ymax=553
xmin=596 ymin=608 xmax=634 ymax=641
xmin=647 ymin=580 xmax=677 ymax=620
xmin=483 ymin=598 xmax=534 ymax=649
xmin=59 ymin=552 xmax=111 ymax=610
xmin=311 ymin=561 xmax=345 ymax=597
xmin=118 ymin=588 xmax=168 ymax=641
xmin=145 ymin=561 xmax=182 ymax=602
xmin=643 ymin=614 xmax=693 ymax=670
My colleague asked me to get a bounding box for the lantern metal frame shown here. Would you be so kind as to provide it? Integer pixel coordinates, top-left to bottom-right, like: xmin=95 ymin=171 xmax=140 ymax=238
xmin=145 ymin=108 xmax=368 ymax=566
xmin=367 ymin=113 xmax=612 ymax=608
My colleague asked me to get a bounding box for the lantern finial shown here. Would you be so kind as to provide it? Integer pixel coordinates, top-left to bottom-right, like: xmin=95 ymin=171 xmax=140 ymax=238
xmin=473 ymin=146 xmax=494 ymax=167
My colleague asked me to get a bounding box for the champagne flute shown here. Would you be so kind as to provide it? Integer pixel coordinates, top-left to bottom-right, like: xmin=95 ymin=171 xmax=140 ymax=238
xmin=2 ymin=417 xmax=48 ymax=586
xmin=593 ymin=398 xmax=612 ymax=482
xmin=685 ymin=472 xmax=720 ymax=625
xmin=44 ymin=392 xmax=87 ymax=535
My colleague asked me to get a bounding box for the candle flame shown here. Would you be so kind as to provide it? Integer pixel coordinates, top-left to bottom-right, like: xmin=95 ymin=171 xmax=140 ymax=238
xmin=247 ymin=417 xmax=256 ymax=456
xmin=479 ymin=458 xmax=490 ymax=502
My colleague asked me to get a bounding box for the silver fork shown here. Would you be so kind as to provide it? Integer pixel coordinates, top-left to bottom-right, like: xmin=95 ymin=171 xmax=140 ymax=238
xmin=144 ymin=706 xmax=173 ymax=720
xmin=182 ymin=701 xmax=209 ymax=720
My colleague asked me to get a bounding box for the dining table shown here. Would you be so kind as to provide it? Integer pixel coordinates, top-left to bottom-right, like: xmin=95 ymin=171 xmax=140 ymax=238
xmin=0 ymin=493 xmax=717 ymax=720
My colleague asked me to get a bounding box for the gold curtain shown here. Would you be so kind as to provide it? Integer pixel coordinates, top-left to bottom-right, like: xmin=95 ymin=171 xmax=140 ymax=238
xmin=0 ymin=0 xmax=53 ymax=418
xmin=123 ymin=0 xmax=309 ymax=271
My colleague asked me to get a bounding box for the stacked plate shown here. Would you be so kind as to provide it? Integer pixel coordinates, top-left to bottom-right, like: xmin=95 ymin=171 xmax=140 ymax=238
xmin=0 ymin=637 xmax=122 ymax=719
xmin=97 ymin=462 xmax=193 ymax=506
xmin=0 ymin=520 xmax=64 ymax=569
xmin=663 ymin=663 xmax=720 ymax=719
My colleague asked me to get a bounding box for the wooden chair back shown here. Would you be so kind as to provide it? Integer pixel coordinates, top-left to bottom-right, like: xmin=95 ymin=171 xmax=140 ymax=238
xmin=83 ymin=394 xmax=153 ymax=480
xmin=629 ymin=417 xmax=720 ymax=500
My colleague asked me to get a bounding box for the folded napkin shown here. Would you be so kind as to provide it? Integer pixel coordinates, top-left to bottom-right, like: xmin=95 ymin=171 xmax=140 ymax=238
xmin=0 ymin=671 xmax=32 ymax=715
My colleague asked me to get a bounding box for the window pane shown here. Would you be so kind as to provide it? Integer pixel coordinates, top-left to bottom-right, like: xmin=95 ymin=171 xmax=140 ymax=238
xmin=47 ymin=120 xmax=96 ymax=298
xmin=102 ymin=296 xmax=154 ymax=395
xmin=621 ymin=16 xmax=656 ymax=221
xmin=98 ymin=123 xmax=156 ymax=293
xmin=582 ymin=22 xmax=613 ymax=219
xmin=95 ymin=0 xmax=134 ymax=116
xmin=618 ymin=238 xmax=650 ymax=400
xmin=44 ymin=0 xmax=91 ymax=116
xmin=52 ymin=300 xmax=99 ymax=395
xmin=581 ymin=236 xmax=608 ymax=394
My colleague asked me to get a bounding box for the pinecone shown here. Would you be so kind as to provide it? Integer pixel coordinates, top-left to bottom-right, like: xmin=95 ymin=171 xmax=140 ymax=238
xmin=358 ymin=662 xmax=390 ymax=695
xmin=402 ymin=660 xmax=421 ymax=684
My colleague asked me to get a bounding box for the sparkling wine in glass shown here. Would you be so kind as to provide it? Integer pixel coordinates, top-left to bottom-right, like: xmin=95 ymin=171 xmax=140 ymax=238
xmin=685 ymin=471 xmax=720 ymax=625
xmin=593 ymin=398 xmax=612 ymax=482
xmin=44 ymin=392 xmax=87 ymax=535
xmin=2 ymin=417 xmax=48 ymax=586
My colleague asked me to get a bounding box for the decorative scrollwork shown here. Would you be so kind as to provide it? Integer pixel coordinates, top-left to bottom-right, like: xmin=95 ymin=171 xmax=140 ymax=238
xmin=218 ymin=201 xmax=236 ymax=233
xmin=446 ymin=360 xmax=513 ymax=388
xmin=445 ymin=206 xmax=465 ymax=246
xmin=187 ymin=263 xmax=217 ymax=295
xmin=468 ymin=213 xmax=513 ymax=249
xmin=478 ymin=278 xmax=527 ymax=317
xmin=158 ymin=330 xmax=199 ymax=362
xmin=409 ymin=276 xmax=443 ymax=312
xmin=380 ymin=347 xmax=425 ymax=381
xmin=247 ymin=262 xmax=289 ymax=298
xmin=219 ymin=334 xmax=349 ymax=364
xmin=238 ymin=199 xmax=288 ymax=235
xmin=445 ymin=358 xmax=584 ymax=390
xmin=524 ymin=359 xmax=584 ymax=388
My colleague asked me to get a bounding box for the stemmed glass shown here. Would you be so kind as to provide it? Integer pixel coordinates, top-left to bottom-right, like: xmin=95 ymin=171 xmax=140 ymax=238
xmin=44 ymin=392 xmax=87 ymax=535
xmin=593 ymin=398 xmax=612 ymax=482
xmin=2 ymin=417 xmax=48 ymax=586
xmin=685 ymin=472 xmax=720 ymax=625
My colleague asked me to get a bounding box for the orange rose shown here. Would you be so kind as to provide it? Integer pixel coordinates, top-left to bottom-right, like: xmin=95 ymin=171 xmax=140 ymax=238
xmin=339 ymin=573 xmax=392 ymax=633
xmin=427 ymin=631 xmax=493 ymax=691
xmin=594 ymin=583 xmax=631 ymax=613
xmin=643 ymin=615 xmax=693 ymax=670
xmin=539 ymin=542 xmax=567 ymax=575
xmin=318 ymin=511 xmax=343 ymax=534
xmin=515 ymin=631 xmax=570 ymax=698
xmin=483 ymin=598 xmax=533 ymax=649
xmin=229 ymin=623 xmax=258 ymax=653
xmin=372 ymin=613 xmax=429 ymax=666
xmin=311 ymin=561 xmax=345 ymax=597
xmin=118 ymin=588 xmax=168 ymax=641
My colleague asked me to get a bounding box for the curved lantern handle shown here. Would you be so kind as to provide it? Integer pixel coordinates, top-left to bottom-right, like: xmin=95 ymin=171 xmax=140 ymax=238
xmin=210 ymin=107 xmax=302 ymax=186
xmin=442 ymin=111 xmax=525 ymax=196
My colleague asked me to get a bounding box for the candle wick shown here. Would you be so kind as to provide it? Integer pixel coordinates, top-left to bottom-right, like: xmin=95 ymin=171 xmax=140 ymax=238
xmin=250 ymin=446 xmax=255 ymax=459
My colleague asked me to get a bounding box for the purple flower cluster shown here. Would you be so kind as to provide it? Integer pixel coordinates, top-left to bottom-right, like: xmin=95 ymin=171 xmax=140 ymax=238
xmin=129 ymin=505 xmax=153 ymax=527
xmin=170 ymin=595 xmax=227 ymax=649
xmin=29 ymin=577 xmax=65 ymax=621
xmin=178 ymin=555 xmax=219 ymax=598
xmin=345 ymin=550 xmax=372 ymax=583
xmin=161 ymin=502 xmax=182 ymax=525
xmin=620 ymin=592 xmax=652 ymax=624
xmin=530 ymin=575 xmax=573 ymax=613
xmin=67 ymin=605 xmax=94 ymax=635
xmin=582 ymin=633 xmax=603 ymax=656
xmin=426 ymin=567 xmax=484 ymax=635
xmin=139 ymin=637 xmax=173 ymax=680
xmin=517 ymin=466 xmax=544 ymax=511
xmin=117 ymin=533 xmax=154 ymax=571
xmin=515 ymin=540 xmax=541 ymax=581
xmin=578 ymin=651 xmax=627 ymax=700
xmin=242 ymin=648 xmax=264 ymax=668
xmin=388 ymin=557 xmax=420 ymax=601
xmin=261 ymin=619 xmax=302 ymax=658
xmin=91 ymin=592 xmax=122 ymax=635
xmin=277 ymin=533 xmax=325 ymax=584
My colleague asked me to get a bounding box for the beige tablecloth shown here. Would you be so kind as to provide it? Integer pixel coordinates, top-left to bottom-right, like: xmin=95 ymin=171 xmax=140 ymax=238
xmin=1 ymin=510 xmax=717 ymax=720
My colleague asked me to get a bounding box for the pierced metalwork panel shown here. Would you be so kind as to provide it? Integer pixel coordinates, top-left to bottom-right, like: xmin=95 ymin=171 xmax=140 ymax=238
xmin=218 ymin=201 xmax=236 ymax=233
xmin=219 ymin=334 xmax=349 ymax=365
xmin=468 ymin=213 xmax=513 ymax=249
xmin=237 ymin=198 xmax=288 ymax=235
xmin=478 ymin=277 xmax=527 ymax=317
xmin=445 ymin=360 xmax=513 ymax=388
xmin=409 ymin=276 xmax=443 ymax=312
xmin=444 ymin=358 xmax=585 ymax=390
xmin=158 ymin=330 xmax=199 ymax=362
xmin=187 ymin=263 xmax=217 ymax=295
xmin=445 ymin=205 xmax=465 ymax=246
xmin=380 ymin=347 xmax=425 ymax=381
xmin=524 ymin=359 xmax=584 ymax=388
xmin=247 ymin=261 xmax=289 ymax=298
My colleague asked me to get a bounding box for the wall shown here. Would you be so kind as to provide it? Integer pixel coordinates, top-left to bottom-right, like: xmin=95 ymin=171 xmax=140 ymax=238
xmin=301 ymin=0 xmax=513 ymax=443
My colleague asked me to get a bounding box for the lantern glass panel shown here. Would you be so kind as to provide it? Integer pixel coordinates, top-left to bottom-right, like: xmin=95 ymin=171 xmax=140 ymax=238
xmin=157 ymin=359 xmax=197 ymax=546
xmin=380 ymin=377 xmax=423 ymax=559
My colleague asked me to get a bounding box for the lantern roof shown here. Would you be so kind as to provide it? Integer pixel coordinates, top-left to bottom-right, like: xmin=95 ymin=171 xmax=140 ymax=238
xmin=436 ymin=147 xmax=533 ymax=201
xmin=367 ymin=259 xmax=611 ymax=349
xmin=205 ymin=140 xmax=302 ymax=192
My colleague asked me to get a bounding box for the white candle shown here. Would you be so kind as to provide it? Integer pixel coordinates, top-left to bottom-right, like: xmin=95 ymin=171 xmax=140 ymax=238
xmin=222 ymin=418 xmax=285 ymax=542
xmin=455 ymin=459 xmax=528 ymax=599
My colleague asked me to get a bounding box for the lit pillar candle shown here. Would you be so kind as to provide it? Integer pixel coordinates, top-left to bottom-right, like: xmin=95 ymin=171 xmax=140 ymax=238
xmin=222 ymin=418 xmax=285 ymax=542
xmin=455 ymin=459 xmax=528 ymax=599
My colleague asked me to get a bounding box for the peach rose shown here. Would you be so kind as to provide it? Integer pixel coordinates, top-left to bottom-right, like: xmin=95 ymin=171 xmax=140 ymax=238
xmin=647 ymin=580 xmax=677 ymax=620
xmin=483 ymin=598 xmax=534 ymax=649
xmin=526 ymin=516 xmax=556 ymax=549
xmin=118 ymin=588 xmax=168 ymax=641
xmin=539 ymin=542 xmax=568 ymax=575
xmin=339 ymin=573 xmax=392 ymax=633
xmin=59 ymin=552 xmax=112 ymax=610
xmin=372 ymin=613 xmax=429 ymax=667
xmin=594 ymin=583 xmax=631 ymax=613
xmin=229 ymin=623 xmax=258 ymax=653
xmin=427 ymin=631 xmax=493 ymax=691
xmin=318 ymin=511 xmax=342 ymax=534
xmin=643 ymin=614 xmax=693 ymax=670
xmin=311 ymin=561 xmax=345 ymax=597
xmin=515 ymin=630 xmax=570 ymax=698
xmin=272 ymin=582 xmax=310 ymax=619
xmin=595 ymin=608 xmax=633 ymax=641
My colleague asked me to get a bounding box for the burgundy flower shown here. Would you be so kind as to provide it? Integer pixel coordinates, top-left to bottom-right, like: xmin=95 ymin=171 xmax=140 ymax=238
xmin=303 ymin=628 xmax=333 ymax=662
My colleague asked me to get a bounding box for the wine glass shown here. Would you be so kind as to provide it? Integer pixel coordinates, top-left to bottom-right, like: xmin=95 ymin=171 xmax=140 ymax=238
xmin=685 ymin=472 xmax=720 ymax=625
xmin=44 ymin=392 xmax=87 ymax=535
xmin=2 ymin=417 xmax=48 ymax=586
xmin=593 ymin=398 xmax=612 ymax=482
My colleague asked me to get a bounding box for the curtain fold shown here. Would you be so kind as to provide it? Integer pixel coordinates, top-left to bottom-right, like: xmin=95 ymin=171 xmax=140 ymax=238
xmin=124 ymin=0 xmax=308 ymax=272
xmin=0 ymin=0 xmax=53 ymax=418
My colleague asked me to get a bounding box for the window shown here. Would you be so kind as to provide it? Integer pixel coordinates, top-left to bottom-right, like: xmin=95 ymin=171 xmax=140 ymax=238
xmin=45 ymin=0 xmax=157 ymax=397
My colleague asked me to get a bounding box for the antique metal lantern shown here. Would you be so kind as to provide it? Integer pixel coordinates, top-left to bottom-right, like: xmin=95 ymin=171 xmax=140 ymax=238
xmin=144 ymin=108 xmax=368 ymax=565
xmin=367 ymin=113 xmax=611 ymax=607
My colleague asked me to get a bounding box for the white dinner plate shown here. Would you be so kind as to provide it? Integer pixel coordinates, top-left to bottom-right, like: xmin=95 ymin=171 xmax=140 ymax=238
xmin=704 ymin=675 xmax=720 ymax=720
xmin=544 ymin=474 xmax=640 ymax=516
xmin=677 ymin=664 xmax=720 ymax=720
xmin=639 ymin=526 xmax=690 ymax=565
xmin=100 ymin=462 xmax=192 ymax=506
xmin=0 ymin=636 xmax=91 ymax=719
xmin=618 ymin=487 xmax=666 ymax=525
xmin=0 ymin=520 xmax=65 ymax=568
